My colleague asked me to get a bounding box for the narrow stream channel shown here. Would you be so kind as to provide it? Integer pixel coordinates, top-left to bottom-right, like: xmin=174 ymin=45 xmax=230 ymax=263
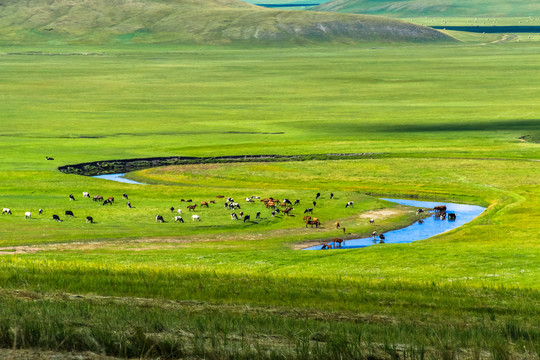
xmin=304 ymin=199 xmax=485 ymax=250
xmin=93 ymin=174 xmax=486 ymax=250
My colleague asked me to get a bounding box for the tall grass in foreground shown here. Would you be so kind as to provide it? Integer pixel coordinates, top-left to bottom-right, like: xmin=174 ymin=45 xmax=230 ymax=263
xmin=0 ymin=258 xmax=538 ymax=358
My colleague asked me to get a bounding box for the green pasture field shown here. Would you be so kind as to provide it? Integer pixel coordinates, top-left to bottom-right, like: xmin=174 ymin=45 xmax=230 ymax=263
xmin=0 ymin=40 xmax=539 ymax=358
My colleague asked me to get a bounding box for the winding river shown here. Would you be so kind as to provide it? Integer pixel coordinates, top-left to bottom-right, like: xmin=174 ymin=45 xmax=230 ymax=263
xmin=93 ymin=173 xmax=486 ymax=250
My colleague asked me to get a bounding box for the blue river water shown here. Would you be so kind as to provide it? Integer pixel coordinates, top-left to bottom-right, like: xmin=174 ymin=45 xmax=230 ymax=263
xmin=303 ymin=199 xmax=485 ymax=250
xmin=92 ymin=173 xmax=145 ymax=185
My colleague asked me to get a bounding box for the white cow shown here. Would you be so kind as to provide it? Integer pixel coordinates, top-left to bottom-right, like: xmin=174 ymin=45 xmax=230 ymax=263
xmin=192 ymin=214 xmax=200 ymax=221
xmin=2 ymin=208 xmax=12 ymax=215
xmin=177 ymin=209 xmax=182 ymax=214
xmin=83 ymin=192 xmax=90 ymax=198
xmin=346 ymin=201 xmax=354 ymax=208
xmin=25 ymin=212 xmax=31 ymax=219
xmin=174 ymin=216 xmax=184 ymax=223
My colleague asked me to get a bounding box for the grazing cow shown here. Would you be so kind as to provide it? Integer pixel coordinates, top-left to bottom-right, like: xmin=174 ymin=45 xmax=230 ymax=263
xmin=245 ymin=198 xmax=254 ymax=203
xmin=369 ymin=219 xmax=375 ymax=225
xmin=86 ymin=216 xmax=93 ymax=223
xmin=170 ymin=207 xmax=175 ymax=212
xmin=102 ymin=199 xmax=113 ymax=206
xmin=216 ymin=195 xmax=225 ymax=198
xmin=46 ymin=156 xmax=54 ymax=160
xmin=187 ymin=204 xmax=197 ymax=211
xmin=251 ymin=196 xmax=260 ymax=199
xmin=174 ymin=216 xmax=184 ymax=223
xmin=25 ymin=212 xmax=31 ymax=219
xmin=2 ymin=208 xmax=12 ymax=215
xmin=294 ymin=199 xmax=300 ymax=206
xmin=304 ymin=208 xmax=313 ymax=214
xmin=156 ymin=215 xmax=165 ymax=223
xmin=69 ymin=194 xmax=75 ymax=201
xmin=231 ymin=202 xmax=241 ymax=210
xmin=335 ymin=222 xmax=340 ymax=229
xmin=448 ymin=213 xmax=457 ymax=221
xmin=316 ymin=192 xmax=321 ymax=199
xmin=65 ymin=210 xmax=74 ymax=217
xmin=372 ymin=231 xmax=377 ymax=241
xmin=271 ymin=210 xmax=278 ymax=217
xmin=282 ymin=199 xmax=292 ymax=205
xmin=83 ymin=192 xmax=90 ymax=198
xmin=330 ymin=192 xmax=334 ymax=199
xmin=192 ymin=215 xmax=200 ymax=221
xmin=313 ymin=201 xmax=317 ymax=208
xmin=256 ymin=211 xmax=261 ymax=219
xmin=416 ymin=209 xmax=424 ymax=215
xmin=379 ymin=234 xmax=386 ymax=243
xmin=201 ymin=201 xmax=209 ymax=208
xmin=342 ymin=227 xmax=346 ymax=234
xmin=107 ymin=197 xmax=115 ymax=204
xmin=305 ymin=219 xmax=320 ymax=228
xmin=226 ymin=197 xmax=234 ymax=202
xmin=333 ymin=238 xmax=344 ymax=247
xmin=345 ymin=201 xmax=354 ymax=208
xmin=239 ymin=211 xmax=244 ymax=218
xmin=52 ymin=214 xmax=61 ymax=222
xmin=93 ymin=195 xmax=103 ymax=202
xmin=127 ymin=201 xmax=132 ymax=208
xmin=123 ymin=193 xmax=128 ymax=200
xmin=177 ymin=209 xmax=182 ymax=214
xmin=186 ymin=199 xmax=193 ymax=202
xmin=243 ymin=215 xmax=251 ymax=222
xmin=38 ymin=209 xmax=43 ymax=215
xmin=231 ymin=213 xmax=238 ymax=220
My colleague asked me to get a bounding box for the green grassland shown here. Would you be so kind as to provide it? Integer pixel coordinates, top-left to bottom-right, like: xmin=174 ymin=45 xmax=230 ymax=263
xmin=0 ymin=39 xmax=539 ymax=359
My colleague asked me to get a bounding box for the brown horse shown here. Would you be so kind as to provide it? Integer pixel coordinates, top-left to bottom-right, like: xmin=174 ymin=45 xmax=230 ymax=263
xmin=283 ymin=207 xmax=293 ymax=215
xmin=321 ymin=243 xmax=331 ymax=250
xmin=306 ymin=219 xmax=321 ymax=228
xmin=335 ymin=222 xmax=340 ymax=229
xmin=187 ymin=204 xmax=197 ymax=211
xmin=333 ymin=238 xmax=344 ymax=247
xmin=201 ymin=201 xmax=209 ymax=208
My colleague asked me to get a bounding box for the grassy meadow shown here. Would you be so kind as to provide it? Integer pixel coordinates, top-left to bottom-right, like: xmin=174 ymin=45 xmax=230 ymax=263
xmin=0 ymin=39 xmax=539 ymax=358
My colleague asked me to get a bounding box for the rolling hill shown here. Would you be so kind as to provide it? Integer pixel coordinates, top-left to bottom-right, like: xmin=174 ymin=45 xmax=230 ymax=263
xmin=0 ymin=0 xmax=453 ymax=44
xmin=312 ymin=0 xmax=540 ymax=17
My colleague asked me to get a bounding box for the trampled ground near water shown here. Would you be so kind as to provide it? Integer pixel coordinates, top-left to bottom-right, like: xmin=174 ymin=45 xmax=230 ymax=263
xmin=0 ymin=40 xmax=538 ymax=359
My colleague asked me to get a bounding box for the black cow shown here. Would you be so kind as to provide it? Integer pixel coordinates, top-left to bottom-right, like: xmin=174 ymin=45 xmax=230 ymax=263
xmin=294 ymin=199 xmax=300 ymax=206
xmin=330 ymin=192 xmax=334 ymax=199
xmin=231 ymin=213 xmax=238 ymax=220
xmin=313 ymin=201 xmax=317 ymax=207
xmin=256 ymin=211 xmax=261 ymax=219
xmin=127 ymin=201 xmax=132 ymax=208
xmin=123 ymin=193 xmax=129 ymax=200
xmin=52 ymin=214 xmax=61 ymax=222
xmin=65 ymin=210 xmax=74 ymax=217
xmin=170 ymin=207 xmax=175 ymax=212
xmin=102 ymin=199 xmax=113 ymax=206
xmin=156 ymin=215 xmax=165 ymax=223
xmin=243 ymin=215 xmax=251 ymax=222
xmin=304 ymin=208 xmax=313 ymax=214
xmin=69 ymin=194 xmax=75 ymax=201
xmin=315 ymin=192 xmax=321 ymax=199
xmin=86 ymin=216 xmax=93 ymax=223
xmin=38 ymin=208 xmax=43 ymax=215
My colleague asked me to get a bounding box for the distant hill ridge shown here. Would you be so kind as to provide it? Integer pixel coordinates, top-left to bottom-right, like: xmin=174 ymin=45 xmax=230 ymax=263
xmin=0 ymin=0 xmax=453 ymax=44
xmin=313 ymin=0 xmax=540 ymax=17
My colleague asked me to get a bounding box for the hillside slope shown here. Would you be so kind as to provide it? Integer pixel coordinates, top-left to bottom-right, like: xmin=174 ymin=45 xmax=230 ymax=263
xmin=0 ymin=0 xmax=453 ymax=44
xmin=311 ymin=0 xmax=540 ymax=17
xmin=313 ymin=0 xmax=540 ymax=17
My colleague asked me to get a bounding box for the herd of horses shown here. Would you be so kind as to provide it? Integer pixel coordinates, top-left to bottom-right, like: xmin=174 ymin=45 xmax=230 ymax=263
xmin=1 ymin=188 xmax=454 ymax=249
